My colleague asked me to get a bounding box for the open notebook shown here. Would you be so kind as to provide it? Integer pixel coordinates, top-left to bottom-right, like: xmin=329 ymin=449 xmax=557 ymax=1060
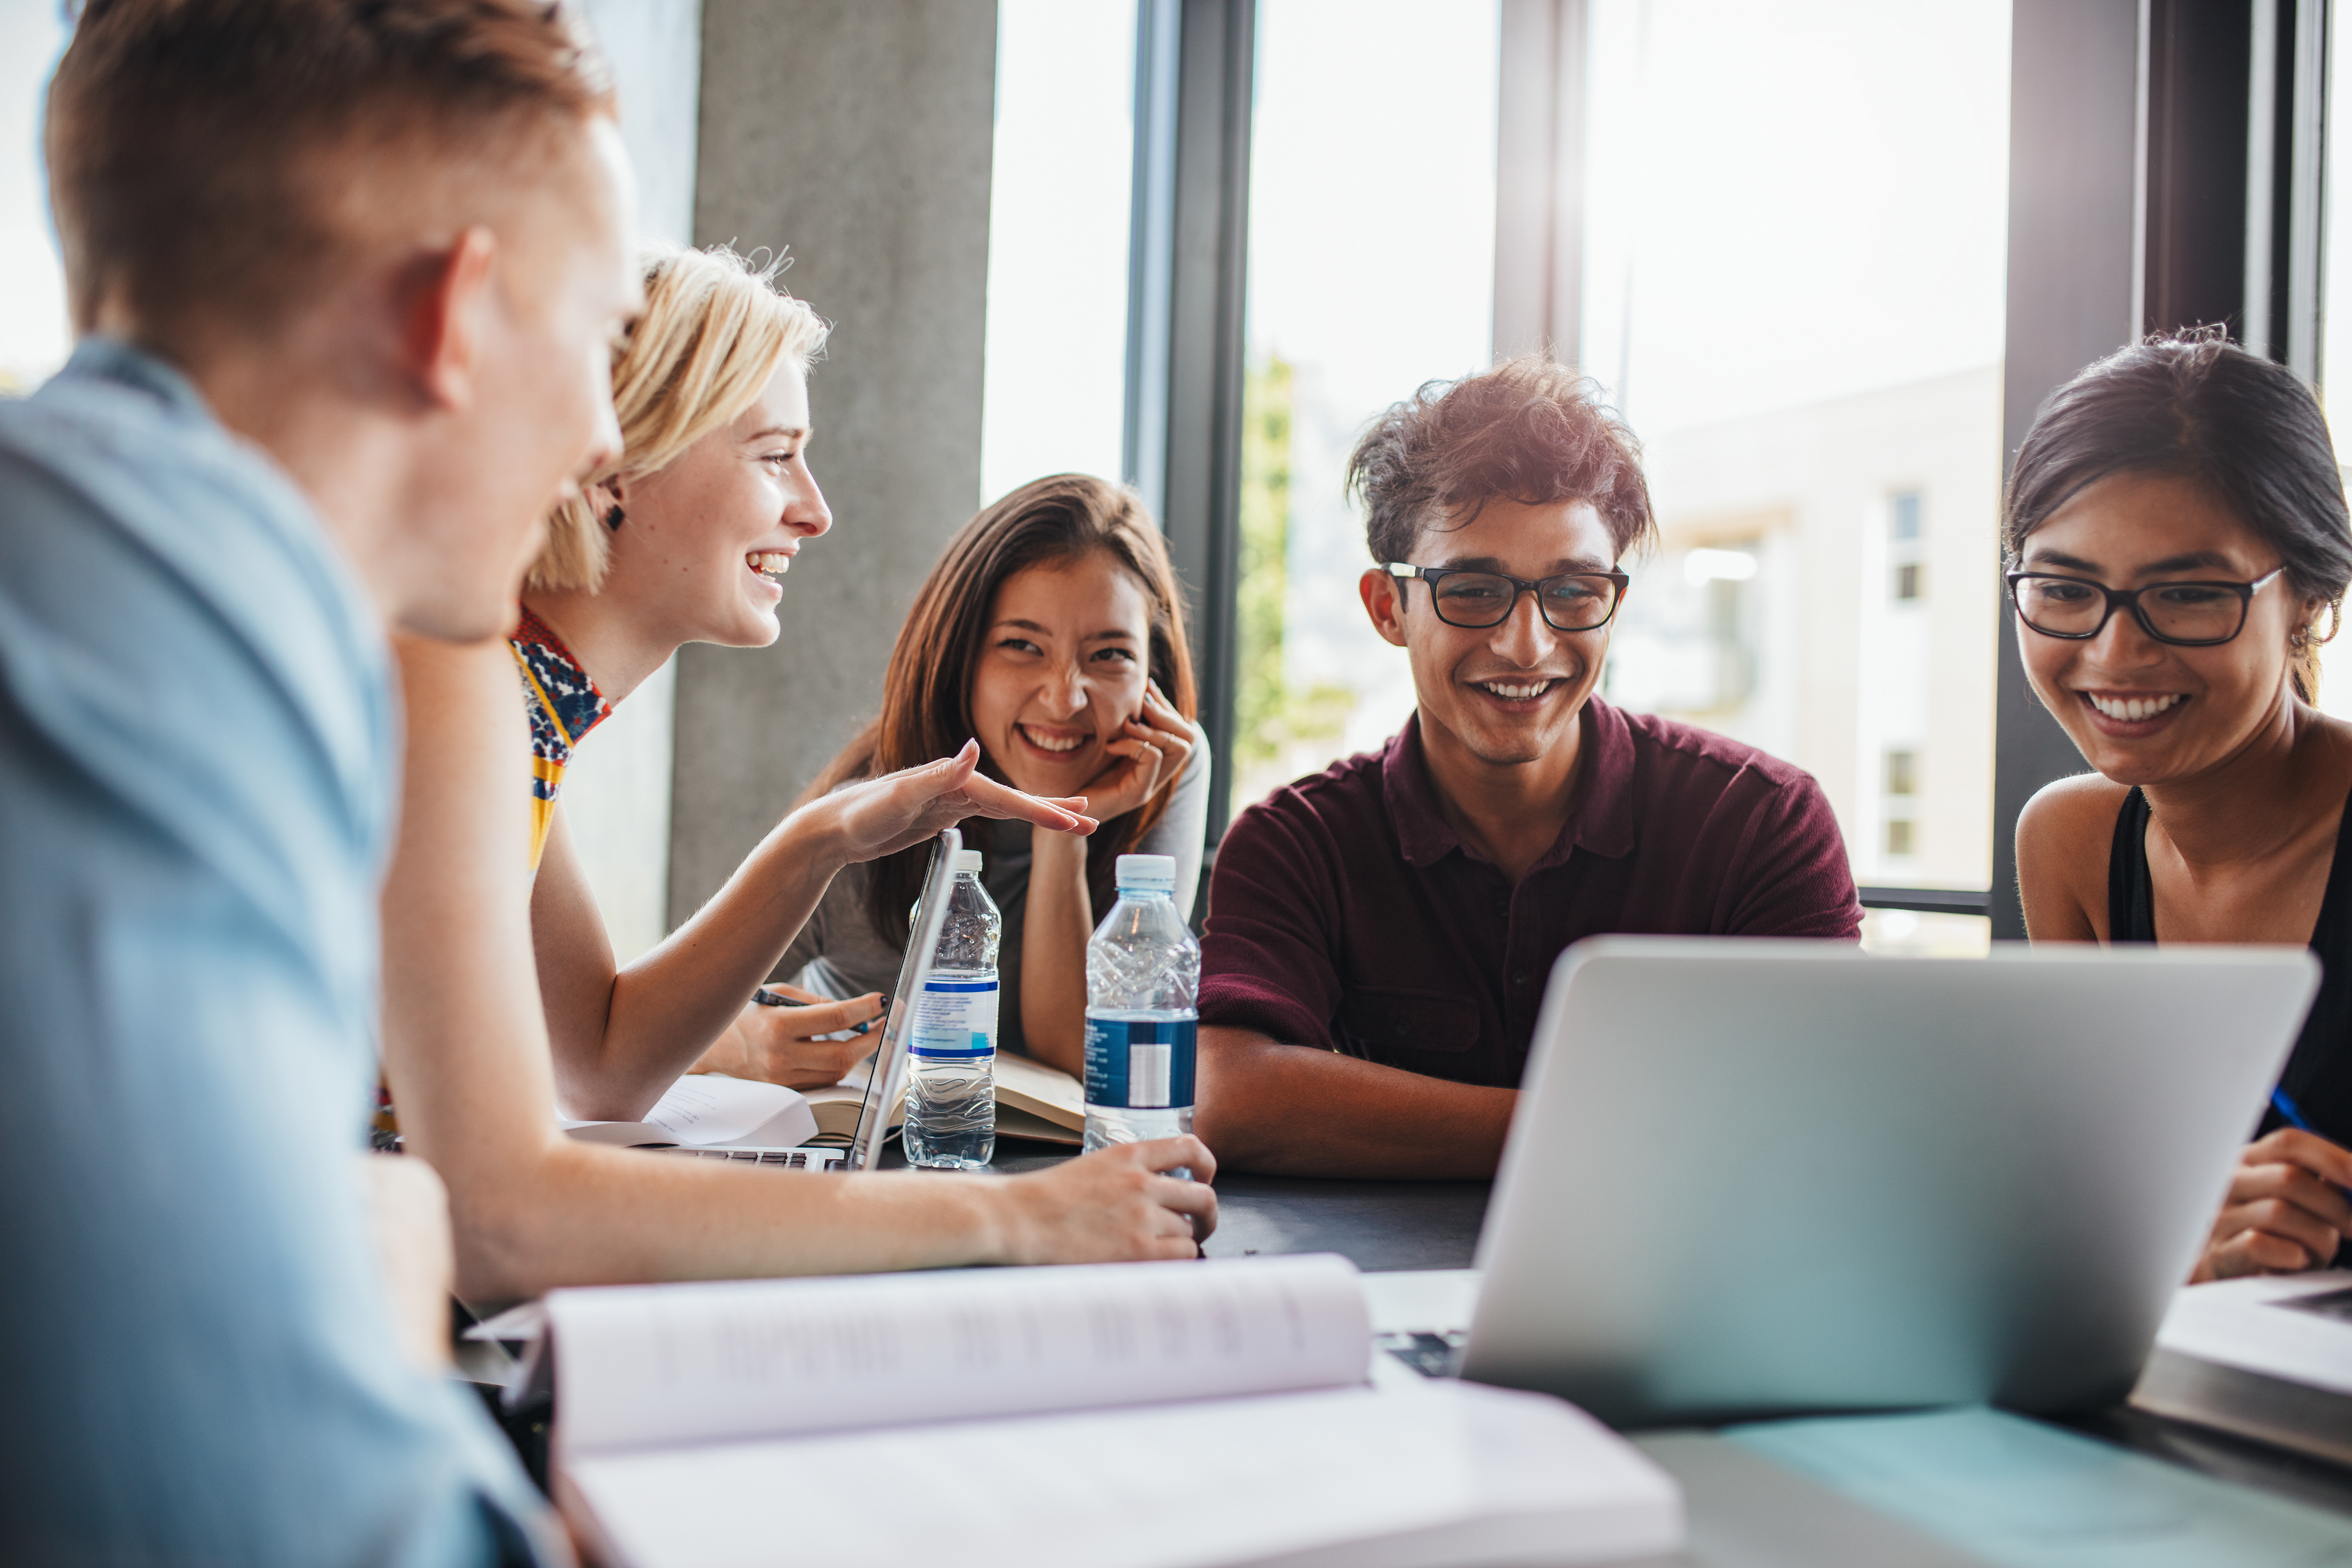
xmin=800 ymin=1045 xmax=1084 ymax=1144
xmin=548 ymin=1254 xmax=1681 ymax=1568
xmin=562 ymin=1073 xmax=839 ymax=1169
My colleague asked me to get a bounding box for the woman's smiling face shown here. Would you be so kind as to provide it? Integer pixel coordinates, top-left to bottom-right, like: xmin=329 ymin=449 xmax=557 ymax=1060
xmin=968 ymin=551 xmax=1153 ymax=798
xmin=2015 ymin=470 xmax=2315 ymax=786
xmin=600 ymin=359 xmax=829 ymax=649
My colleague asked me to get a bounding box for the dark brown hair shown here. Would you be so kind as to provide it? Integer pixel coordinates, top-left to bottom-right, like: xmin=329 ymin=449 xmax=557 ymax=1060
xmin=2005 ymin=330 xmax=2352 ymax=701
xmin=48 ymin=0 xmax=614 ymax=356
xmin=804 ymin=475 xmax=1199 ymax=948
xmin=1346 ymin=355 xmax=1655 ymax=564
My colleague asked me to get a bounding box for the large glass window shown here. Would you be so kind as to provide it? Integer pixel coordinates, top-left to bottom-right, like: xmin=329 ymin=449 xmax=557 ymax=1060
xmin=2319 ymin=0 xmax=2352 ymax=720
xmin=0 ymin=5 xmax=68 ymax=392
xmin=1584 ymin=0 xmax=2012 ymax=954
xmin=1230 ymin=0 xmax=1501 ymax=815
xmin=978 ymin=0 xmax=1137 ymax=509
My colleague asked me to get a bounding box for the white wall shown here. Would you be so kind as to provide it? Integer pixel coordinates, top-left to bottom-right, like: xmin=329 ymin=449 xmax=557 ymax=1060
xmin=561 ymin=0 xmax=701 ymax=962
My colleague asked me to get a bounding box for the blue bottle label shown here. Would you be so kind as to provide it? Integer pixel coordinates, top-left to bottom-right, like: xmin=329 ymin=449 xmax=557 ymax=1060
xmin=910 ymin=977 xmax=998 ymax=1058
xmin=1083 ymin=1015 xmax=1196 ymax=1109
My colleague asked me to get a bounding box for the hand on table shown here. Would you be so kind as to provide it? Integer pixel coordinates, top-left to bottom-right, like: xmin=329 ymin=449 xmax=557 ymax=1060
xmin=691 ymin=982 xmax=884 ymax=1090
xmin=996 ymin=1138 xmax=1219 ymax=1263
xmin=817 ymin=739 xmax=1096 ymax=865
xmin=1073 ymin=679 xmax=1193 ymax=823
xmin=2193 ymin=1126 xmax=2352 ymax=1281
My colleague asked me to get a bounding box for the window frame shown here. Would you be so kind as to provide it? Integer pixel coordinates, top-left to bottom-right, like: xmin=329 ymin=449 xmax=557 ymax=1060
xmin=1121 ymin=0 xmax=2328 ymax=927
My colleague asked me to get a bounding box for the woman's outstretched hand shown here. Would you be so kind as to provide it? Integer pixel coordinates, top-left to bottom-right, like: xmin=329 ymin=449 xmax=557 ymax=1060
xmin=816 ymin=739 xmax=1097 ymax=866
xmin=1076 ymin=679 xmax=1193 ymax=824
xmin=2193 ymin=1126 xmax=2352 ymax=1280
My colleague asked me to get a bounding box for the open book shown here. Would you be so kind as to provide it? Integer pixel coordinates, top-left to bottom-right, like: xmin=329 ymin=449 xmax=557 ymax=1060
xmin=2133 ymin=1270 xmax=2352 ymax=1466
xmin=800 ymin=1046 xmax=1084 ymax=1144
xmin=563 ymin=1073 xmax=819 ymax=1152
xmin=549 ymin=1254 xmax=1681 ymax=1568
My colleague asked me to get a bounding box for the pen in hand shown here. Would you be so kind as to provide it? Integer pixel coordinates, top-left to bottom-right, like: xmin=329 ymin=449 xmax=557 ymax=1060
xmin=754 ymin=986 xmax=878 ymax=1036
xmin=2269 ymin=1087 xmax=2352 ymax=1200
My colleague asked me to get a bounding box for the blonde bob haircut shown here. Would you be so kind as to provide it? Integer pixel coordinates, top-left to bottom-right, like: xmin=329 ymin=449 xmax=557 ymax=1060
xmin=531 ymin=243 xmax=829 ymax=592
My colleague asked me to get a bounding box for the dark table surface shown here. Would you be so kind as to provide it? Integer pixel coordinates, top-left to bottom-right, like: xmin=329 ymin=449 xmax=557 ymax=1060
xmin=944 ymin=1135 xmax=2352 ymax=1529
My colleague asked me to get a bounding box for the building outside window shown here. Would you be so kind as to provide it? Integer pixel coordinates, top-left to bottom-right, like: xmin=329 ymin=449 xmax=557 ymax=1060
xmin=1889 ymin=489 xmax=1924 ymax=603
xmin=1584 ymin=0 xmax=2010 ymax=955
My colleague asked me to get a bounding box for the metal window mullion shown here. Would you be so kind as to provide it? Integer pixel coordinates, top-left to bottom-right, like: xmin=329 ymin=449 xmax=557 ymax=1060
xmin=1124 ymin=0 xmax=1256 ymax=836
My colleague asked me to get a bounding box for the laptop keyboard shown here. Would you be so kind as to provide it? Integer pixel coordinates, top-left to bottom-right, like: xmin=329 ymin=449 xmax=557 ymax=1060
xmin=655 ymin=1147 xmax=846 ymax=1171
xmin=1376 ymin=1329 xmax=1466 ymax=1378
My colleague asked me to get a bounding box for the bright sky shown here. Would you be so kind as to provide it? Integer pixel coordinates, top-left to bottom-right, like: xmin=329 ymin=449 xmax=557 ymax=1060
xmin=977 ymin=0 xmax=1137 ymax=509
xmin=1582 ymin=0 xmax=2012 ymax=436
xmin=0 ymin=0 xmax=67 ymax=390
xmin=1246 ymin=0 xmax=1500 ymax=421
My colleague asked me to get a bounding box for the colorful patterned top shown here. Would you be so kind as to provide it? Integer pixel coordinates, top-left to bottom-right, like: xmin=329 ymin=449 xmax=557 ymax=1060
xmin=510 ymin=606 xmax=612 ymax=870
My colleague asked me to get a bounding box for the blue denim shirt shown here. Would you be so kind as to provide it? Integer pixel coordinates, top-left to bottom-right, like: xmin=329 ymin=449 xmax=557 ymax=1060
xmin=0 ymin=341 xmax=556 ymax=1565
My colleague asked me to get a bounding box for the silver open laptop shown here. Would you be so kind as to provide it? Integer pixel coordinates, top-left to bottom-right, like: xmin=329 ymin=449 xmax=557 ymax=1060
xmin=1445 ymin=936 xmax=2318 ymax=1427
xmin=648 ymin=827 xmax=959 ymax=1175
xmin=840 ymin=827 xmax=958 ymax=1171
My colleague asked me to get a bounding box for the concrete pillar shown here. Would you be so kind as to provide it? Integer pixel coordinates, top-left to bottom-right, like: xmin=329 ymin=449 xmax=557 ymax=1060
xmin=670 ymin=0 xmax=999 ymax=928
xmin=559 ymin=0 xmax=702 ymax=962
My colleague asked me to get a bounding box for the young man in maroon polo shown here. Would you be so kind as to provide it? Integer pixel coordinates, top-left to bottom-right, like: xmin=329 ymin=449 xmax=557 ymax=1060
xmin=1194 ymin=358 xmax=1862 ymax=1178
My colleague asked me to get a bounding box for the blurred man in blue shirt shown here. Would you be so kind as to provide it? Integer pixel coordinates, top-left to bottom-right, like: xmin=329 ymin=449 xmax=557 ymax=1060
xmin=0 ymin=1 xmax=640 ymax=1561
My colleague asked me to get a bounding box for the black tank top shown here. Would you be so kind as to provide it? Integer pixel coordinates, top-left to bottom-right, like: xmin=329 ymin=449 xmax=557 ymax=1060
xmin=2109 ymin=786 xmax=2352 ymax=1144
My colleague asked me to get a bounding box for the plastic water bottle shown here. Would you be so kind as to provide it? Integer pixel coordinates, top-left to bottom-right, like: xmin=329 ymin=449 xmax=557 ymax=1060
xmin=1083 ymin=854 xmax=1199 ymax=1178
xmin=904 ymin=850 xmax=999 ymax=1170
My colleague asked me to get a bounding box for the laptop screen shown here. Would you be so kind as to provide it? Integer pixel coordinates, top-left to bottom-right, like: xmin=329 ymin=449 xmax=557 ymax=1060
xmin=844 ymin=828 xmax=961 ymax=1171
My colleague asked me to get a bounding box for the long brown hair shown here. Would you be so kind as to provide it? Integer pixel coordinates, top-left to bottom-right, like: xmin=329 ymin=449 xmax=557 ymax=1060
xmin=804 ymin=474 xmax=1199 ymax=947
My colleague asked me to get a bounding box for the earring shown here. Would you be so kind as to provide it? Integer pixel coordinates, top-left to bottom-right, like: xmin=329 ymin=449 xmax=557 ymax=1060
xmin=603 ymin=504 xmax=625 ymax=532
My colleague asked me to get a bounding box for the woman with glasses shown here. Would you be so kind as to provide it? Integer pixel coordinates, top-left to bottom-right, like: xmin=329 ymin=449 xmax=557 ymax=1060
xmin=783 ymin=475 xmax=1207 ymax=1081
xmin=2012 ymin=331 xmax=2352 ymax=1281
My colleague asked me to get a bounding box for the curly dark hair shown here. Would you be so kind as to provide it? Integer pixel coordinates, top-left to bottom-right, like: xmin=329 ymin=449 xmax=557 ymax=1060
xmin=1345 ymin=355 xmax=1655 ymax=564
xmin=2006 ymin=329 xmax=2352 ymax=701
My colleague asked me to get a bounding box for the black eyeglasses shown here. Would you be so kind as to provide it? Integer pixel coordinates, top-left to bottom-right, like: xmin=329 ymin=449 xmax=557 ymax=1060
xmin=2005 ymin=567 xmax=2286 ymax=647
xmin=1384 ymin=563 xmax=1630 ymax=632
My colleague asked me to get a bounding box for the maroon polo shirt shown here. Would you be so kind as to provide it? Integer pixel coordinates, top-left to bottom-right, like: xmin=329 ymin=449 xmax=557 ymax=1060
xmin=1199 ymin=701 xmax=1862 ymax=1088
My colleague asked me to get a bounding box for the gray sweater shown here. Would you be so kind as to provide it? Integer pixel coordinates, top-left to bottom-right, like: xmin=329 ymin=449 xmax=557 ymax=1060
xmin=776 ymin=727 xmax=1210 ymax=1057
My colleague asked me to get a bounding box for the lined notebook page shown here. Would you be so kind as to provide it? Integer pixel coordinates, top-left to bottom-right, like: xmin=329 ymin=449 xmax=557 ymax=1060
xmin=552 ymin=1253 xmax=1370 ymax=1453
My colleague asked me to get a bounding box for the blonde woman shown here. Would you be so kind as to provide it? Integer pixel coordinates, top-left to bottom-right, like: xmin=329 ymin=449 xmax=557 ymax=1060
xmin=381 ymin=247 xmax=1215 ymax=1303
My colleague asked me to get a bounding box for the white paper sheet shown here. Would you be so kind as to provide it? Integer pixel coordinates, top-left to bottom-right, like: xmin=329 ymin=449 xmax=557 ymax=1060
xmin=2151 ymin=1270 xmax=2352 ymax=1392
xmin=560 ymin=1075 xmax=818 ymax=1149
xmin=550 ymin=1253 xmax=1371 ymax=1453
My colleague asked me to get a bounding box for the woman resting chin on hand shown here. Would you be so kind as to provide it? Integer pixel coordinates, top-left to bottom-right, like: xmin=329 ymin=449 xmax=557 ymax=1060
xmin=2007 ymin=331 xmax=2352 ymax=1283
xmin=766 ymin=475 xmax=1209 ymax=1083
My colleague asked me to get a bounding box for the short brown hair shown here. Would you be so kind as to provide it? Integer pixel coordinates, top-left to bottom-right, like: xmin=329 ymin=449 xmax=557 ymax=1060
xmin=48 ymin=0 xmax=615 ymax=354
xmin=804 ymin=475 xmax=1198 ymax=950
xmin=1346 ymin=356 xmax=1654 ymax=564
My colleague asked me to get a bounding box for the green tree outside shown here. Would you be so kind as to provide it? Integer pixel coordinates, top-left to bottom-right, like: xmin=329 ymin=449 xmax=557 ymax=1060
xmin=1234 ymin=354 xmax=1353 ymax=787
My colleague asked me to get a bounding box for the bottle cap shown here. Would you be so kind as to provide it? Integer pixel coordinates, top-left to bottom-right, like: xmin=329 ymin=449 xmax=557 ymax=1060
xmin=1115 ymin=853 xmax=1177 ymax=888
xmin=953 ymin=849 xmax=985 ymax=873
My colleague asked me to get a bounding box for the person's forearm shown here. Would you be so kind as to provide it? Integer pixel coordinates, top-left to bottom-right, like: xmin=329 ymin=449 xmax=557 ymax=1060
xmin=568 ymin=808 xmax=852 ymax=1118
xmin=1193 ymin=1026 xmax=1516 ymax=1179
xmin=1020 ymin=830 xmax=1093 ymax=1076
xmin=434 ymin=1132 xmax=1033 ymax=1301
